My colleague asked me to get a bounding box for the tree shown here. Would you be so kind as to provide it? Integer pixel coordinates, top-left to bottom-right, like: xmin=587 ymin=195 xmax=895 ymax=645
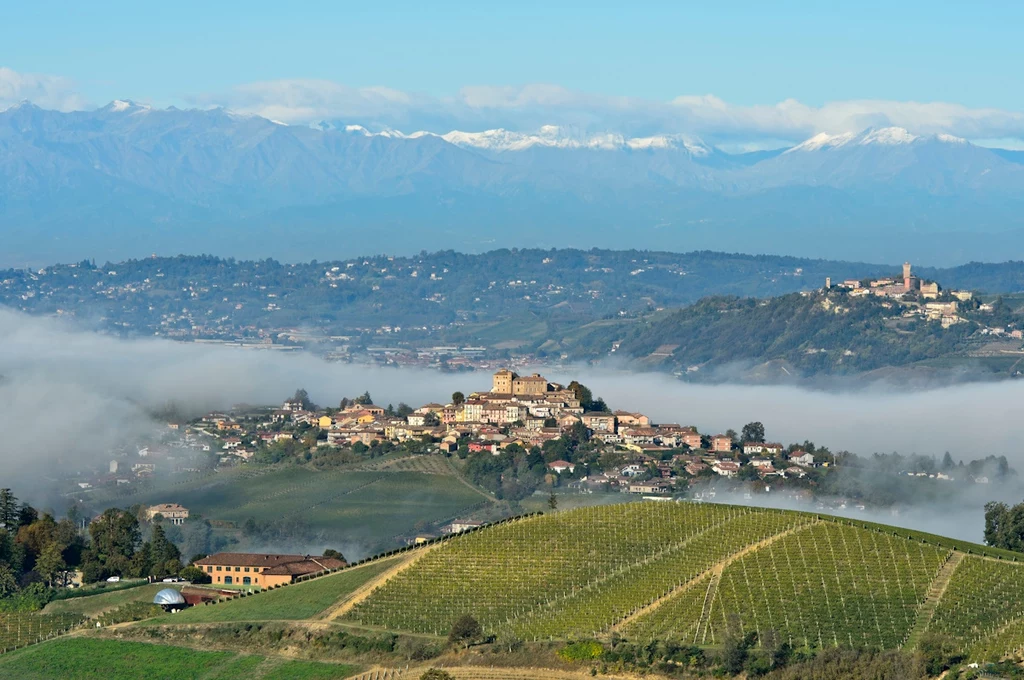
xmin=148 ymin=525 xmax=182 ymax=576
xmin=355 ymin=391 xmax=373 ymax=405
xmin=420 ymin=671 xmax=454 ymax=680
xmin=323 ymin=548 xmax=346 ymax=562
xmin=35 ymin=542 xmax=66 ymax=588
xmin=423 ymin=412 xmax=440 ymax=427
xmin=447 ymin=614 xmax=482 ymax=647
xmin=567 ymin=380 xmax=593 ymax=409
xmin=451 ymin=391 xmax=465 ymax=406
xmin=179 ymin=565 xmax=208 ymax=583
xmin=83 ymin=508 xmax=142 ymax=580
xmin=0 ymin=489 xmax=18 ymax=530
xmin=548 ymin=493 xmax=558 ymax=511
xmin=0 ymin=563 xmax=17 ymax=597
xmin=293 ymin=388 xmax=312 ymax=409
xmin=984 ymin=501 xmax=1024 ymax=552
xmin=741 ymin=421 xmax=766 ymax=444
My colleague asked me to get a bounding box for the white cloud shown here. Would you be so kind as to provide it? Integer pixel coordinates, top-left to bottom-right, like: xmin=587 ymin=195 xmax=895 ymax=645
xmin=0 ymin=66 xmax=88 ymax=112
xmin=197 ymin=79 xmax=1024 ymax=145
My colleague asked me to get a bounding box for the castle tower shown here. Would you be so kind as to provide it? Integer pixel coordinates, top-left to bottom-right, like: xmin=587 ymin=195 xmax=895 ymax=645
xmin=903 ymin=262 xmax=912 ymax=290
xmin=825 ymin=277 xmax=832 ymax=290
xmin=492 ymin=369 xmax=515 ymax=394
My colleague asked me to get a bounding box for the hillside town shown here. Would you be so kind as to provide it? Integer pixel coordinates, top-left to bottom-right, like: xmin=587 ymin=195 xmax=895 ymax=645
xmin=161 ymin=369 xmax=999 ymax=506
xmin=826 ymin=261 xmax=1022 ymax=334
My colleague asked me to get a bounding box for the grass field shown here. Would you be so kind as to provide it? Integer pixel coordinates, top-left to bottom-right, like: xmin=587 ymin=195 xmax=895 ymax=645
xmin=0 ymin=638 xmax=360 ymax=680
xmin=44 ymin=584 xmax=180 ymax=619
xmin=80 ymin=462 xmax=491 ymax=551
xmin=151 ymin=558 xmax=400 ymax=624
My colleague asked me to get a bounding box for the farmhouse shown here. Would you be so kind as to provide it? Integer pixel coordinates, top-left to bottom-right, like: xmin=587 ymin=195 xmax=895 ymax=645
xmin=789 ymin=451 xmax=815 ymax=467
xmin=145 ymin=503 xmax=189 ymax=525
xmin=194 ymin=552 xmax=345 ymax=588
xmin=547 ymin=460 xmax=576 ymax=474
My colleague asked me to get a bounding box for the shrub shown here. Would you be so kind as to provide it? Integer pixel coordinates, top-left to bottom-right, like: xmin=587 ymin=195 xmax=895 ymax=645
xmin=558 ymin=640 xmax=604 ymax=662
xmin=420 ymin=670 xmax=454 ymax=680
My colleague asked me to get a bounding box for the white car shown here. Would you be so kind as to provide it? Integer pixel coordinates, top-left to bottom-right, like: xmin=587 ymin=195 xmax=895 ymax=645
xmin=106 ymin=576 xmax=121 ymax=582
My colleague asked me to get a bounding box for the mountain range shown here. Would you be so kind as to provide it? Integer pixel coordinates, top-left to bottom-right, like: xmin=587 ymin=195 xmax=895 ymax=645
xmin=3 ymin=100 xmax=1024 ymax=266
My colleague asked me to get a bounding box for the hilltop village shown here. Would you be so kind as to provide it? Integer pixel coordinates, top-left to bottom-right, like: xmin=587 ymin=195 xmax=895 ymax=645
xmin=199 ymin=369 xmax=817 ymax=494
xmin=826 ymin=261 xmax=1019 ymax=333
xmin=143 ymin=368 xmax=1001 ymax=514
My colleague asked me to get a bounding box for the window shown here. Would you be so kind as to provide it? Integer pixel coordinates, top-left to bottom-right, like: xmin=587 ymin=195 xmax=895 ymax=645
xmin=235 ymin=567 xmax=240 ymax=572
xmin=224 ymin=576 xmax=232 ymax=585
xmin=206 ymin=566 xmax=212 ymax=573
xmin=216 ymin=566 xmax=221 ymax=571
xmin=244 ymin=567 xmax=249 ymax=573
xmin=242 ymin=577 xmax=251 ymax=585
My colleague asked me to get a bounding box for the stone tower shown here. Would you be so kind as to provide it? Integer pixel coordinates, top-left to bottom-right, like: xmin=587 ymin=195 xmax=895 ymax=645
xmin=903 ymin=262 xmax=912 ymax=290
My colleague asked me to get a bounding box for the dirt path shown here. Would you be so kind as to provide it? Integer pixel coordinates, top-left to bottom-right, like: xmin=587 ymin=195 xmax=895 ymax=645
xmin=322 ymin=544 xmax=441 ymax=621
xmin=612 ymin=521 xmax=819 ymax=638
xmin=904 ymin=551 xmax=966 ymax=649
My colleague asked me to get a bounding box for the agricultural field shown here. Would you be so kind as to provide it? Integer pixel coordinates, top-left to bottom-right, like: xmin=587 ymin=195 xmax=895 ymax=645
xmin=21 ymin=501 xmax=1024 ymax=671
xmin=152 ymin=557 xmax=400 ymax=624
xmin=0 ymin=612 xmax=82 ymax=652
xmin=343 ymin=502 xmax=1024 ymax=659
xmin=0 ymin=637 xmax=360 ymax=680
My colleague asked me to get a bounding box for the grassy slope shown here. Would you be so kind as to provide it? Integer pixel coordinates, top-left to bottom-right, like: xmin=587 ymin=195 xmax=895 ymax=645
xmin=81 ymin=462 xmax=490 ymax=549
xmin=43 ymin=584 xmax=180 ymax=618
xmin=0 ymin=638 xmax=359 ymax=680
xmin=151 ymin=557 xmax=400 ymax=624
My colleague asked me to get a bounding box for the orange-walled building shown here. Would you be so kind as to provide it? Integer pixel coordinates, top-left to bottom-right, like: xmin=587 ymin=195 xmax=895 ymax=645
xmin=194 ymin=553 xmax=346 ymax=588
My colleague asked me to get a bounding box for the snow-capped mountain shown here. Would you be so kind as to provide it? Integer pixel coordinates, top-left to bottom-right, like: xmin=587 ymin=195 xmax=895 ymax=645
xmin=3 ymin=102 xmax=1024 ymax=265
xmin=784 ymin=126 xmax=966 ymax=153
xmin=325 ymin=122 xmax=713 ymax=156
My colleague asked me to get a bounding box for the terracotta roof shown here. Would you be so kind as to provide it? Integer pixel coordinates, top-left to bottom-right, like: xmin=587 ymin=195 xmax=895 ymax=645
xmin=194 ymin=552 xmax=307 ymax=568
xmin=262 ymin=557 xmax=346 ymax=575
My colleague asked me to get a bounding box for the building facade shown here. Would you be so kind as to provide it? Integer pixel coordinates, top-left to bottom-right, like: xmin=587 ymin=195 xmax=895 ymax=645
xmin=194 ymin=552 xmax=346 ymax=588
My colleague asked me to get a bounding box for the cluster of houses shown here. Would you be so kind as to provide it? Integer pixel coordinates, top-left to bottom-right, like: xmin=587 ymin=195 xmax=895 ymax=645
xmin=824 ymin=262 xmax=1012 ymax=331
xmin=567 ymin=443 xmax=817 ymax=496
xmin=199 ymin=369 xmax=827 ymax=496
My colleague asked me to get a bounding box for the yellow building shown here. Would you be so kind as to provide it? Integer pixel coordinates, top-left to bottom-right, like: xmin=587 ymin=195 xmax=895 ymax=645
xmin=317 ymin=415 xmax=333 ymax=429
xmin=194 ymin=553 xmax=346 ymax=588
xmin=492 ymin=369 xmax=515 ymax=394
xmin=145 ymin=503 xmax=189 ymax=526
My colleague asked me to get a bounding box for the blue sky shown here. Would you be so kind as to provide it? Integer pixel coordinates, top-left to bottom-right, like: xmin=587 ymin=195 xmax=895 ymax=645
xmin=3 ymin=1 xmax=1024 ymax=145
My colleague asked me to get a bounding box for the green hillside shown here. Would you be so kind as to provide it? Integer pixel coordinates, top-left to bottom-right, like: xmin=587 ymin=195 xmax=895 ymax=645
xmin=80 ymin=464 xmax=490 ymax=553
xmin=0 ymin=638 xmax=359 ymax=680
xmin=346 ymin=502 xmax=1024 ymax=659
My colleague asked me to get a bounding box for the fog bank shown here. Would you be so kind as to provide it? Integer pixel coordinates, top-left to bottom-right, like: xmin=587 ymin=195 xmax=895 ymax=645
xmin=3 ymin=308 xmax=1024 ymax=541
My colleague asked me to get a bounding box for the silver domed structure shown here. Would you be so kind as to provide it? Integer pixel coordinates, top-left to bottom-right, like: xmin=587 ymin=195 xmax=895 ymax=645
xmin=153 ymin=588 xmax=186 ymax=606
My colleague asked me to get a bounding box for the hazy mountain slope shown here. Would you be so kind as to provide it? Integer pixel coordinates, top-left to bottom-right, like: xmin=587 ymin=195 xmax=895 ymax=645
xmin=4 ymin=104 xmax=1024 ymax=265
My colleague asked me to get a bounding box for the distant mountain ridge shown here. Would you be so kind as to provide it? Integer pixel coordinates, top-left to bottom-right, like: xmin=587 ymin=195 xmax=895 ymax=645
xmin=3 ymin=101 xmax=1024 ymax=266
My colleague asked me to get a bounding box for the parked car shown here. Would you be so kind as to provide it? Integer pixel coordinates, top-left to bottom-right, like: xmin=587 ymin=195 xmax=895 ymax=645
xmin=106 ymin=576 xmax=121 ymax=582
xmin=162 ymin=577 xmax=182 ymax=583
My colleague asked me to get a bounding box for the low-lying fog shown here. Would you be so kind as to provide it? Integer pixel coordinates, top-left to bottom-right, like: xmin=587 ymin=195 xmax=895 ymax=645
xmin=2 ymin=308 xmax=1022 ymax=542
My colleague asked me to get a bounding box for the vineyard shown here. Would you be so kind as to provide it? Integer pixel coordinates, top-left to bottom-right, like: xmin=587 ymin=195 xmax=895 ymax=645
xmin=343 ymin=502 xmax=1024 ymax=659
xmin=0 ymin=613 xmax=82 ymax=652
